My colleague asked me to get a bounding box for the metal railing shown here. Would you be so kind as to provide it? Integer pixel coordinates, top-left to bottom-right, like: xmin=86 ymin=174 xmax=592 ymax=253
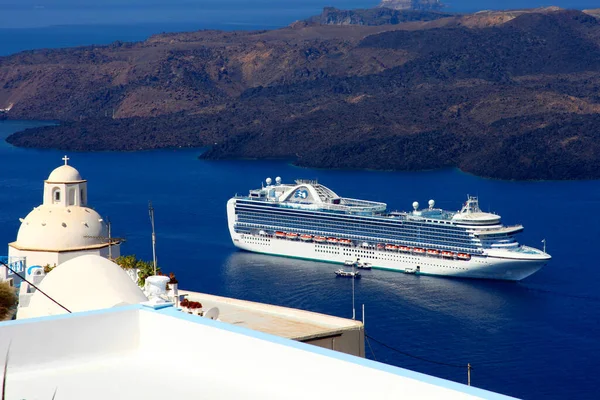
xmin=235 ymin=195 xmax=387 ymax=214
xmin=0 ymin=256 xmax=26 ymax=280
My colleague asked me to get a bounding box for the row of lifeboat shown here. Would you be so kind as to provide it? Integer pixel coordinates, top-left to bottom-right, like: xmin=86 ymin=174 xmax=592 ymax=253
xmin=274 ymin=232 xmax=352 ymax=245
xmin=381 ymin=244 xmax=471 ymax=260
xmin=272 ymin=231 xmax=471 ymax=260
xmin=369 ymin=243 xmax=473 ymax=260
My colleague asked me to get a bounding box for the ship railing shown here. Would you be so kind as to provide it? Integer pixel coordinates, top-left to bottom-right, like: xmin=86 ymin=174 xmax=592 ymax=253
xmin=392 ymin=210 xmax=456 ymax=221
xmin=473 ymin=225 xmax=524 ymax=235
xmin=236 ymin=195 xmax=387 ymax=214
xmin=515 ymin=245 xmax=546 ymax=255
xmin=295 ymin=179 xmax=318 ymax=185
xmin=283 ymin=201 xmax=386 ymax=214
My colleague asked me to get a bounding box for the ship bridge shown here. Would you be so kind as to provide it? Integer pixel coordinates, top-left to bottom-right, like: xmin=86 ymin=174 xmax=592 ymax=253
xmin=451 ymin=196 xmax=501 ymax=225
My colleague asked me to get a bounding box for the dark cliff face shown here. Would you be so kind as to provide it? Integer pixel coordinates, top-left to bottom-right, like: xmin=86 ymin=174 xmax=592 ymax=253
xmin=3 ymin=9 xmax=600 ymax=180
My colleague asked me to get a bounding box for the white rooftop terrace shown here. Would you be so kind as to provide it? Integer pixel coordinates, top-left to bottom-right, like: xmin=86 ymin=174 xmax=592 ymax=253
xmin=180 ymin=290 xmax=364 ymax=355
xmin=0 ymin=304 xmax=514 ymax=400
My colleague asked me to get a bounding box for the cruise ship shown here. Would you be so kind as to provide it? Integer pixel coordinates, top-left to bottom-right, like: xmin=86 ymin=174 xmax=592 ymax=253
xmin=227 ymin=178 xmax=551 ymax=281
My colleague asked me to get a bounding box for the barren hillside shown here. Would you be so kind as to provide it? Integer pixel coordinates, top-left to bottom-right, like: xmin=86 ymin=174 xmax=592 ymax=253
xmin=3 ymin=7 xmax=600 ymax=180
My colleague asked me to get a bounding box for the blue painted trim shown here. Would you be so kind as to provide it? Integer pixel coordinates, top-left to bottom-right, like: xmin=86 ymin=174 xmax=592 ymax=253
xmin=27 ymin=265 xmax=42 ymax=275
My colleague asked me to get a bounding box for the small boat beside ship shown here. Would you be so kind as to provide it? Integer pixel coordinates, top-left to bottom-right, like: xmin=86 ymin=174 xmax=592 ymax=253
xmin=356 ymin=262 xmax=371 ymax=270
xmin=404 ymin=266 xmax=420 ymax=275
xmin=344 ymin=259 xmax=372 ymax=270
xmin=335 ymin=268 xmax=361 ymax=279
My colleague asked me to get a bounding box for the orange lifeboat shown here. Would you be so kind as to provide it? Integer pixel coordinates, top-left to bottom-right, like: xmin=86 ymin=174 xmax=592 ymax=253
xmin=275 ymin=231 xmax=286 ymax=238
xmin=457 ymin=253 xmax=471 ymax=260
xmin=300 ymin=234 xmax=313 ymax=241
xmin=398 ymin=246 xmax=411 ymax=252
xmin=339 ymin=239 xmax=352 ymax=245
xmin=441 ymin=251 xmax=455 ymax=258
xmin=376 ymin=244 xmax=385 ymax=250
xmin=426 ymin=249 xmax=440 ymax=256
xmin=327 ymin=237 xmax=338 ymax=244
xmin=385 ymin=244 xmax=398 ymax=251
xmin=413 ymin=248 xmax=425 ymax=254
xmin=286 ymin=232 xmax=299 ymax=240
xmin=314 ymin=236 xmax=326 ymax=243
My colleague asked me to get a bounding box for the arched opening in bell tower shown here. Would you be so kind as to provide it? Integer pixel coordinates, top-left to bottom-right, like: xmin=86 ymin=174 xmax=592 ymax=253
xmin=68 ymin=188 xmax=76 ymax=206
xmin=52 ymin=187 xmax=61 ymax=204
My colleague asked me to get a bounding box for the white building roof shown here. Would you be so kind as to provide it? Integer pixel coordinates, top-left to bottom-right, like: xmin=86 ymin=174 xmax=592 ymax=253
xmin=179 ymin=290 xmax=363 ymax=340
xmin=0 ymin=305 xmax=513 ymax=399
xmin=46 ymin=164 xmax=84 ymax=183
xmin=17 ymin=255 xmax=147 ymax=319
xmin=10 ymin=205 xmax=107 ymax=251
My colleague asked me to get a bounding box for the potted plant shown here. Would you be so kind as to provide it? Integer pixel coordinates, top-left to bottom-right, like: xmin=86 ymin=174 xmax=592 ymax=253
xmin=167 ymin=272 xmax=178 ymax=293
xmin=180 ymin=298 xmax=190 ymax=313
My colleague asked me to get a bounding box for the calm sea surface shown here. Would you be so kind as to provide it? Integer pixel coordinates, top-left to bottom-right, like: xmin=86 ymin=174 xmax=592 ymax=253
xmin=1 ymin=2 xmax=600 ymax=398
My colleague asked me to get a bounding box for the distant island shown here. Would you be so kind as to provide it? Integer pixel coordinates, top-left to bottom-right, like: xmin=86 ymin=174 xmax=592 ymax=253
xmin=2 ymin=6 xmax=600 ymax=180
xmin=378 ymin=0 xmax=445 ymax=11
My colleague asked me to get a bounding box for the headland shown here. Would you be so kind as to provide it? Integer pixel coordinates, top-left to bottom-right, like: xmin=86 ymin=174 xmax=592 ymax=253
xmin=2 ymin=6 xmax=600 ymax=180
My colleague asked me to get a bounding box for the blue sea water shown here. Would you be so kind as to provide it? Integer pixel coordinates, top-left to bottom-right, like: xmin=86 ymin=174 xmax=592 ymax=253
xmin=1 ymin=1 xmax=600 ymax=398
xmin=1 ymin=120 xmax=600 ymax=399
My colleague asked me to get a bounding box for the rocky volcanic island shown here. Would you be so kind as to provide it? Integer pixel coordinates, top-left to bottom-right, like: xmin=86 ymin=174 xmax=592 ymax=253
xmin=2 ymin=5 xmax=600 ymax=180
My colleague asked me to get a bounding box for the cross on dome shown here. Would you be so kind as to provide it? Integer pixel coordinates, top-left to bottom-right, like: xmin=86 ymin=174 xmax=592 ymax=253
xmin=62 ymin=155 xmax=70 ymax=165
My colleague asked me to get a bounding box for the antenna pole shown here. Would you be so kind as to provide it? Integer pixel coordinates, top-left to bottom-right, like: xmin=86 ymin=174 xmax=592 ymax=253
xmin=362 ymin=303 xmax=365 ymax=326
xmin=352 ymin=262 xmax=356 ymax=320
xmin=542 ymin=238 xmax=546 ymax=253
xmin=468 ymin=363 xmax=472 ymax=386
xmin=149 ymin=201 xmax=157 ymax=275
xmin=107 ymin=218 xmax=112 ymax=260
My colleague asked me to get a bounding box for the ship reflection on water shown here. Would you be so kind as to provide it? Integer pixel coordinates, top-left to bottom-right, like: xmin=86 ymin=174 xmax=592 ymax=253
xmin=222 ymin=250 xmax=536 ymax=327
xmin=221 ymin=249 xmax=563 ymax=391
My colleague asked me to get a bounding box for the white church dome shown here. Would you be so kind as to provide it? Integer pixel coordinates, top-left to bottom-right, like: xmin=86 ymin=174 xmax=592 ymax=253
xmin=19 ymin=255 xmax=147 ymax=319
xmin=47 ymin=165 xmax=83 ymax=183
xmin=8 ymin=156 xmax=117 ymax=253
xmin=14 ymin=206 xmax=107 ymax=251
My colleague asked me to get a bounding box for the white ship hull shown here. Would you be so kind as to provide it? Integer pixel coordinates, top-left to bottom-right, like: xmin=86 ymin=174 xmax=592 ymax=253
xmin=228 ymin=231 xmax=546 ymax=282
